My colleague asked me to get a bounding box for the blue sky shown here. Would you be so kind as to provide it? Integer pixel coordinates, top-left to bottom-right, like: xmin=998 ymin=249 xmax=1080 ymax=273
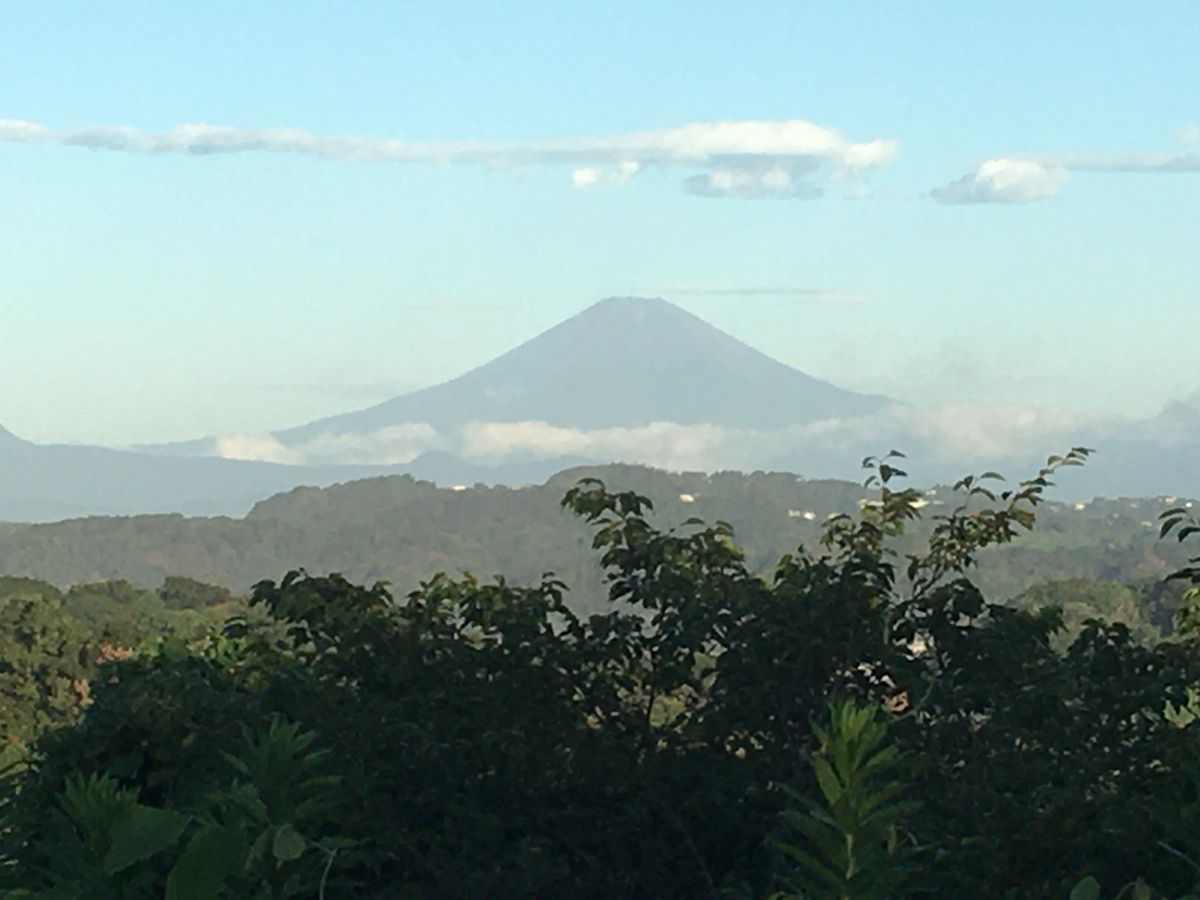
xmin=2 ymin=1 xmax=1198 ymax=445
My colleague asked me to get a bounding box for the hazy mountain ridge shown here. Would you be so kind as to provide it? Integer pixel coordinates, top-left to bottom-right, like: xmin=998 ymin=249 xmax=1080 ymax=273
xmin=0 ymin=464 xmax=1192 ymax=614
xmin=2 ymin=297 xmax=896 ymax=522
xmin=4 ymin=297 xmax=1198 ymax=522
xmin=0 ymin=427 xmax=413 ymax=522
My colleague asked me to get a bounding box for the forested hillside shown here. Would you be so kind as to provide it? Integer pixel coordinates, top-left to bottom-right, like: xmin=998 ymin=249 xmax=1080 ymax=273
xmin=5 ymin=450 xmax=1200 ymax=897
xmin=0 ymin=464 xmax=1193 ymax=619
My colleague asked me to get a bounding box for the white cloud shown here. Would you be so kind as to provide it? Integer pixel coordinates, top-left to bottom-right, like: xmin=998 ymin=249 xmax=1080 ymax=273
xmin=571 ymin=160 xmax=641 ymax=189
xmin=455 ymin=404 xmax=1106 ymax=474
xmin=933 ymin=129 xmax=1200 ymax=204
xmin=211 ymin=400 xmax=1199 ymax=498
xmin=460 ymin=420 xmax=738 ymax=471
xmin=0 ymin=117 xmax=897 ymax=199
xmin=900 ymin=403 xmax=1104 ymax=459
xmin=571 ymin=167 xmax=602 ymax=188
xmin=214 ymin=433 xmax=297 ymax=464
xmin=0 ymin=119 xmax=48 ymax=141
xmin=841 ymin=139 xmax=900 ymax=172
xmin=931 ymin=158 xmax=1068 ymax=205
xmin=215 ymin=423 xmax=437 ymax=466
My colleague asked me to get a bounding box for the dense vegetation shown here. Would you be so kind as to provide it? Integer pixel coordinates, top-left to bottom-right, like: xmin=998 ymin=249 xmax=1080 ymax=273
xmin=0 ymin=465 xmax=1194 ymax=620
xmin=3 ymin=450 xmax=1200 ymax=896
xmin=0 ymin=576 xmax=238 ymax=768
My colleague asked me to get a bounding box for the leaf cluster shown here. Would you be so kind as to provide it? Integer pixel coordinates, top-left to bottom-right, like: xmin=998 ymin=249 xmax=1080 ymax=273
xmin=2 ymin=449 xmax=1199 ymax=896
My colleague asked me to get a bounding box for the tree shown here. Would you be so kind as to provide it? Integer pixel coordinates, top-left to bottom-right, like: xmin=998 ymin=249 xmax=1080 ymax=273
xmin=4 ymin=449 xmax=1199 ymax=897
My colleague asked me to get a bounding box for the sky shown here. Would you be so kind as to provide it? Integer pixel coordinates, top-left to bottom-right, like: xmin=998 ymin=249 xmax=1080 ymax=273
xmin=2 ymin=1 xmax=1198 ymax=447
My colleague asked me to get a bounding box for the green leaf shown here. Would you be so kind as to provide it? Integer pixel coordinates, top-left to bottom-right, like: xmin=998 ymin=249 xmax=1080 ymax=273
xmin=247 ymin=829 xmax=271 ymax=866
xmin=272 ymin=824 xmax=307 ymax=862
xmin=166 ymin=824 xmax=248 ymax=900
xmin=773 ymin=839 xmax=843 ymax=890
xmin=103 ymin=804 xmax=190 ymax=874
xmin=1069 ymin=876 xmax=1102 ymax=900
xmin=812 ymin=756 xmax=843 ymax=806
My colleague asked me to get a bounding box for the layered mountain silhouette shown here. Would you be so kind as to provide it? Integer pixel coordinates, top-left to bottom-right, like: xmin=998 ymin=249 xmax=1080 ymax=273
xmin=4 ymin=297 xmax=894 ymax=521
xmin=3 ymin=297 xmax=1198 ymax=523
xmin=274 ymin=296 xmax=890 ymax=444
xmin=0 ymin=425 xmax=408 ymax=522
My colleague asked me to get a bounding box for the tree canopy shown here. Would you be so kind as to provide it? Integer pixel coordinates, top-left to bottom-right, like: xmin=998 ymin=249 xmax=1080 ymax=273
xmin=2 ymin=450 xmax=1200 ymax=897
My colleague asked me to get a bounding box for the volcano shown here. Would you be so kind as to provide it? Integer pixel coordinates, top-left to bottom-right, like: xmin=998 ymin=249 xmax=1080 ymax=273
xmin=273 ymin=296 xmax=890 ymax=446
xmin=4 ymin=298 xmax=896 ymax=522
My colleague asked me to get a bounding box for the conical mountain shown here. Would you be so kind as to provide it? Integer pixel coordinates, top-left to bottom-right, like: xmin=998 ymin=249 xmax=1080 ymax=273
xmin=276 ymin=296 xmax=889 ymax=444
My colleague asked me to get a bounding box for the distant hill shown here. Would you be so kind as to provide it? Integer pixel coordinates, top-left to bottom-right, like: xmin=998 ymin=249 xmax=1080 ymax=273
xmin=0 ymin=418 xmax=613 ymax=523
xmin=0 ymin=425 xmax=408 ymax=522
xmin=400 ymin=450 xmax=598 ymax=486
xmin=0 ymin=464 xmax=1191 ymax=615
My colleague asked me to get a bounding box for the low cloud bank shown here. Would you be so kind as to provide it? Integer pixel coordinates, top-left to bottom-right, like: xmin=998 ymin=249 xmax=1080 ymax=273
xmin=215 ymin=423 xmax=437 ymax=466
xmin=458 ymin=404 xmax=1113 ymax=472
xmin=202 ymin=399 xmax=1200 ymax=498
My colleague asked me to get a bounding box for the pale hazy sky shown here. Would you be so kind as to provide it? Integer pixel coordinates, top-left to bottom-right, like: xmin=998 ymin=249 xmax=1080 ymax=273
xmin=2 ymin=1 xmax=1198 ymax=445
